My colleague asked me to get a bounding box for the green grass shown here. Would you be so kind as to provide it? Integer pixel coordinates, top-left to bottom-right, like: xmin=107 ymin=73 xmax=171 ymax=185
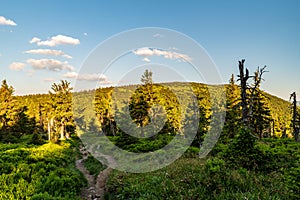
xmin=105 ymin=138 xmax=299 ymax=200
xmin=84 ymin=154 xmax=107 ymax=177
xmin=0 ymin=138 xmax=86 ymax=199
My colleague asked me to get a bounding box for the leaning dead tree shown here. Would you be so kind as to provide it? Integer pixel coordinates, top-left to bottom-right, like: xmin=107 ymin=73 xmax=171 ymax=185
xmin=290 ymin=92 xmax=299 ymax=142
xmin=237 ymin=59 xmax=268 ymax=129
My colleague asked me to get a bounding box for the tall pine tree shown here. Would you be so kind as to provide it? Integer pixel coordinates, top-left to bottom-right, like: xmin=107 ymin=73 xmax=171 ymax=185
xmin=221 ymin=74 xmax=241 ymax=142
xmin=48 ymin=80 xmax=74 ymax=141
xmin=0 ymin=80 xmax=36 ymax=142
xmin=249 ymin=71 xmax=272 ymax=138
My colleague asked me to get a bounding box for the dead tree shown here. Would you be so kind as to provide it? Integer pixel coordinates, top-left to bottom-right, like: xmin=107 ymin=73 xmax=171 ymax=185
xmin=290 ymin=92 xmax=299 ymax=142
xmin=237 ymin=60 xmax=268 ymax=131
xmin=248 ymin=66 xmax=268 ymax=129
xmin=237 ymin=59 xmax=250 ymax=124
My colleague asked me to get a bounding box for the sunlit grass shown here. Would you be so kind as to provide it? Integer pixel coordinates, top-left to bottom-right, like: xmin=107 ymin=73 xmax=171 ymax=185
xmin=106 ymin=138 xmax=299 ymax=200
xmin=0 ymin=139 xmax=85 ymax=199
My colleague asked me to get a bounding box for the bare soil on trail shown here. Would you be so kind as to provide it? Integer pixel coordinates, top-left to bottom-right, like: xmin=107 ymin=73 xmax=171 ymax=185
xmin=76 ymin=146 xmax=115 ymax=200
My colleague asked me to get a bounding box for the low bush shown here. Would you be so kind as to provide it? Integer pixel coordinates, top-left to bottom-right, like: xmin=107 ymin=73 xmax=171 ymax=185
xmin=106 ymin=135 xmax=299 ymax=200
xmin=0 ymin=138 xmax=86 ymax=199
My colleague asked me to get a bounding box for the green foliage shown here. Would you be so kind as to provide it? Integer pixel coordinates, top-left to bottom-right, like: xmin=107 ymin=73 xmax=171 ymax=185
xmin=78 ymin=79 xmax=292 ymax=146
xmin=0 ymin=76 xmax=298 ymax=199
xmin=140 ymin=69 xmax=153 ymax=85
xmin=188 ymin=83 xmax=211 ymax=147
xmin=0 ymin=80 xmax=38 ymax=143
xmin=129 ymin=89 xmax=151 ymax=135
xmin=129 ymin=84 xmax=181 ymax=136
xmin=0 ymin=80 xmax=14 ymax=131
xmin=113 ymin=134 xmax=175 ymax=153
xmin=223 ymin=127 xmax=265 ymax=170
xmin=84 ymin=154 xmax=106 ymax=177
xmin=94 ymin=87 xmax=116 ymax=135
xmin=39 ymin=168 xmax=82 ymax=197
xmin=48 ymin=80 xmax=75 ymax=142
xmin=30 ymin=132 xmax=44 ymax=145
xmin=93 ymin=82 xmax=212 ymax=149
xmin=265 ymin=93 xmax=292 ymax=137
xmin=221 ymin=74 xmax=241 ymax=143
xmin=256 ymin=138 xmax=300 ymax=197
xmin=249 ymin=88 xmax=272 ymax=138
xmin=106 ymin=138 xmax=299 ymax=199
xmin=0 ymin=139 xmax=86 ymax=199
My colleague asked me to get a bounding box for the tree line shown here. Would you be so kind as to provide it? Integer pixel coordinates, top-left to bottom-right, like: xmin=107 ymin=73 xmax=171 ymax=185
xmin=0 ymin=80 xmax=74 ymax=143
xmin=0 ymin=60 xmax=298 ymax=145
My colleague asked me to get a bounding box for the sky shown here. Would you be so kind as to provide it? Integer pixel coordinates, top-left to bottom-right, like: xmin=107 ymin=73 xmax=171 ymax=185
xmin=0 ymin=0 xmax=300 ymax=100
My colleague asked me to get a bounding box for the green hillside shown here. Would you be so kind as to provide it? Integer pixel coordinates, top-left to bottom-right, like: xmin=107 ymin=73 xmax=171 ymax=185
xmin=0 ymin=79 xmax=297 ymax=199
xmin=70 ymin=82 xmax=293 ymax=138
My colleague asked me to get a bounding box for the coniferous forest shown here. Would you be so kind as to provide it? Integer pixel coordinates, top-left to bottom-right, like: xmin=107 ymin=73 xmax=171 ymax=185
xmin=0 ymin=60 xmax=299 ymax=199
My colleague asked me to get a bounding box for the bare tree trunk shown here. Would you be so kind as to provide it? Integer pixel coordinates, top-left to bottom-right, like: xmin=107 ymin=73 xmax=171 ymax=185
xmin=282 ymin=127 xmax=287 ymax=138
xmin=48 ymin=117 xmax=55 ymax=141
xmin=290 ymin=92 xmax=299 ymax=142
xmin=238 ymin=60 xmax=267 ymax=133
xmin=60 ymin=119 xmax=65 ymax=140
xmin=271 ymin=119 xmax=275 ymax=137
xmin=260 ymin=130 xmax=263 ymax=139
xmin=39 ymin=104 xmax=43 ymax=130
xmin=47 ymin=118 xmax=51 ymax=141
xmin=66 ymin=124 xmax=70 ymax=139
xmin=238 ymin=59 xmax=249 ymax=124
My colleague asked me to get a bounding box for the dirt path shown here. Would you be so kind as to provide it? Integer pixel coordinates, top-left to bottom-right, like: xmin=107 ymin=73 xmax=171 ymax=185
xmin=94 ymin=151 xmax=117 ymax=197
xmin=76 ymin=146 xmax=116 ymax=200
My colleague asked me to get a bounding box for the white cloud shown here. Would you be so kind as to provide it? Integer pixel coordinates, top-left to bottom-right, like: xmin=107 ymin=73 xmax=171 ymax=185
xmin=62 ymin=72 xmax=78 ymax=79
xmin=63 ymin=55 xmax=72 ymax=59
xmin=0 ymin=53 xmax=2 ymax=56
xmin=24 ymin=49 xmax=72 ymax=59
xmin=153 ymin=33 xmax=163 ymax=38
xmin=133 ymin=47 xmax=192 ymax=62
xmin=9 ymin=62 xmax=25 ymax=71
xmin=0 ymin=16 xmax=17 ymax=26
xmin=99 ymin=79 xmax=113 ymax=85
xmin=134 ymin=47 xmax=155 ymax=57
xmin=84 ymin=32 xmax=88 ymax=36
xmin=43 ymin=78 xmax=55 ymax=82
xmin=27 ymin=58 xmax=74 ymax=72
xmin=63 ymin=72 xmax=111 ymax=84
xmin=29 ymin=37 xmax=41 ymax=44
xmin=143 ymin=57 xmax=151 ymax=62
xmin=76 ymin=73 xmax=107 ymax=82
xmin=30 ymin=34 xmax=80 ymax=47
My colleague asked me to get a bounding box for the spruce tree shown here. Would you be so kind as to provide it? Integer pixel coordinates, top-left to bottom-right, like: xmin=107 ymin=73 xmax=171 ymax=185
xmin=140 ymin=69 xmax=153 ymax=85
xmin=129 ymin=69 xmax=153 ymax=137
xmin=0 ymin=80 xmax=36 ymax=142
xmin=0 ymin=80 xmax=15 ymax=135
xmin=129 ymin=90 xmax=151 ymax=137
xmin=128 ymin=70 xmax=181 ymax=137
xmin=186 ymin=84 xmax=211 ymax=146
xmin=94 ymin=87 xmax=116 ymax=135
xmin=222 ymin=74 xmax=241 ymax=142
xmin=0 ymin=80 xmax=16 ymax=141
xmin=48 ymin=80 xmax=74 ymax=141
xmin=249 ymin=71 xmax=272 ymax=138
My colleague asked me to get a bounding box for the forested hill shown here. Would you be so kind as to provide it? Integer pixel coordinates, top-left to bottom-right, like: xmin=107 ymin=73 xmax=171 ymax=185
xmin=15 ymin=81 xmax=292 ymax=139
xmin=1 ymin=79 xmax=299 ymax=199
xmin=263 ymin=92 xmax=293 ymax=133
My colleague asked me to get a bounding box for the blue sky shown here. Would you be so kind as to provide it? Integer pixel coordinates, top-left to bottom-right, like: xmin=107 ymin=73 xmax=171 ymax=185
xmin=0 ymin=0 xmax=300 ymax=99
